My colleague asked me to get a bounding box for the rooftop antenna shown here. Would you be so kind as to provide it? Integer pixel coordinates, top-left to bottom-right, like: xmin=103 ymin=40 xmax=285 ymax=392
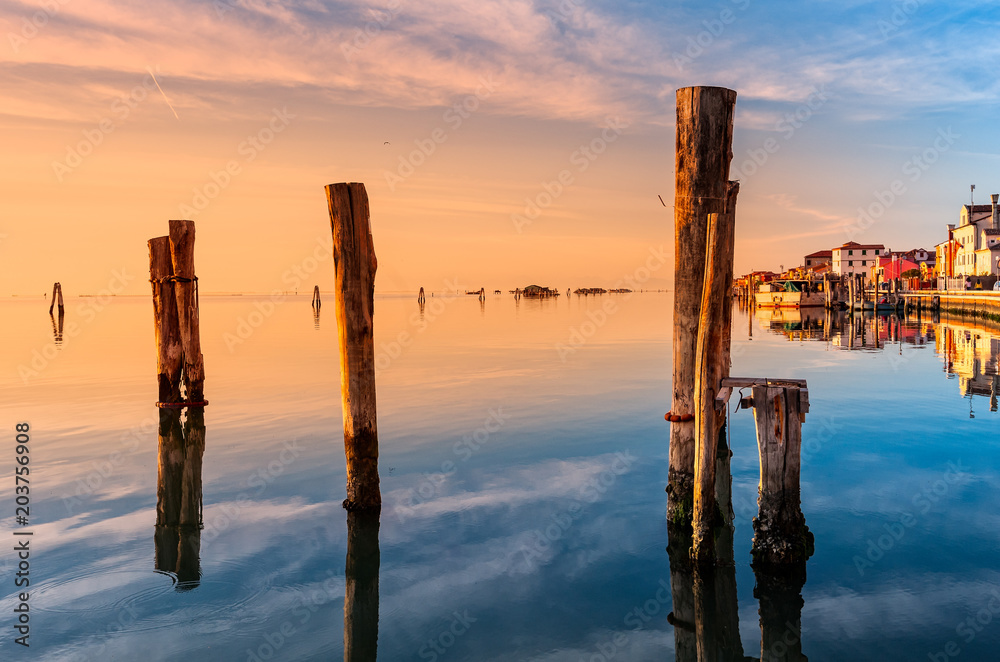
xmin=971 ymin=184 xmax=976 ymax=206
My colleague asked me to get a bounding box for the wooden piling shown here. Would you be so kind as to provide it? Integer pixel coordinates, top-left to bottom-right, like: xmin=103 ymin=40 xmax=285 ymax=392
xmin=668 ymin=86 xmax=737 ymax=525
xmin=418 ymin=287 xmax=425 ymax=303
xmin=48 ymin=282 xmax=64 ymax=315
xmin=750 ymin=385 xmax=813 ymax=566
xmin=149 ymin=237 xmax=183 ymax=404
xmin=168 ymin=221 xmax=205 ymax=403
xmin=326 ymin=182 xmax=381 ymax=511
xmin=692 ymin=204 xmax=738 ymax=562
xmin=312 ymin=285 xmax=322 ymax=309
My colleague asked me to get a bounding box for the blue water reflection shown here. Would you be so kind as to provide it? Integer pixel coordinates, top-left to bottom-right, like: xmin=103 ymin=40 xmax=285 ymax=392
xmin=0 ymin=295 xmax=998 ymax=660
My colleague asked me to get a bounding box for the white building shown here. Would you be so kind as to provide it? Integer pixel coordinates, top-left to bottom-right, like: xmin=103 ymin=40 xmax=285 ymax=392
xmin=952 ymin=195 xmax=1000 ymax=276
xmin=831 ymin=241 xmax=885 ymax=278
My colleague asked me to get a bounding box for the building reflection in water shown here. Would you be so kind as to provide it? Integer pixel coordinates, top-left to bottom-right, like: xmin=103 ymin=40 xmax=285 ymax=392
xmin=154 ymin=408 xmax=205 ymax=589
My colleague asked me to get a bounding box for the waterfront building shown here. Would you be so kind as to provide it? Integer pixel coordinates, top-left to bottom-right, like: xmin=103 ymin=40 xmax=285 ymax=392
xmin=831 ymin=241 xmax=885 ymax=278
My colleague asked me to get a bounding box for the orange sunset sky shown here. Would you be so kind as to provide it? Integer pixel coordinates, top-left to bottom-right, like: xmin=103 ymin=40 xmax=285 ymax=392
xmin=2 ymin=0 xmax=997 ymax=296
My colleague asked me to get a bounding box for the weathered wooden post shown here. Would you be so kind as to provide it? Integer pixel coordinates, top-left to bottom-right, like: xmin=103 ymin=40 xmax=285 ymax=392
xmin=344 ymin=510 xmax=380 ymax=661
xmin=149 ymin=237 xmax=183 ymax=404
xmin=169 ymin=221 xmax=205 ymax=404
xmin=417 ymin=287 xmax=425 ymax=303
xmin=668 ymin=86 xmax=737 ymax=526
xmin=750 ymin=385 xmax=813 ymax=566
xmin=692 ymin=191 xmax=739 ymax=562
xmin=326 ymin=182 xmax=381 ymax=511
xmin=312 ymin=285 xmax=322 ymax=309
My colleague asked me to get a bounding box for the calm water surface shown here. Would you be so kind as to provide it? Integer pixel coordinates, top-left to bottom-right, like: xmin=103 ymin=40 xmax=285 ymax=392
xmin=1 ymin=294 xmax=999 ymax=660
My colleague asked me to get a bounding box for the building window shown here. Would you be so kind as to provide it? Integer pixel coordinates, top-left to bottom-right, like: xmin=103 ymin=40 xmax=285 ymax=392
xmin=862 ymin=250 xmax=867 ymax=255
xmin=848 ymin=250 xmax=854 ymax=255
xmin=875 ymin=249 xmax=880 ymax=255
xmin=862 ymin=260 xmax=867 ymax=266
xmin=848 ymin=260 xmax=853 ymax=266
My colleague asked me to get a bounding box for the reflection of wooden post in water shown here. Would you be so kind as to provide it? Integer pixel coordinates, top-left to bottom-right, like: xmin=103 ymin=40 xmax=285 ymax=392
xmin=344 ymin=510 xmax=380 ymax=662
xmin=667 ymin=455 xmax=743 ymax=661
xmin=312 ymin=285 xmax=322 ymax=309
xmin=169 ymin=221 xmax=206 ymax=403
xmin=668 ymin=85 xmax=737 ymax=526
xmin=155 ymin=408 xmax=205 ymax=588
xmin=326 ymin=183 xmax=381 ymax=510
xmin=48 ymin=282 xmax=64 ymax=315
xmin=149 ymin=237 xmax=184 ymax=404
xmin=755 ymin=565 xmax=807 ymax=662
xmin=50 ymin=307 xmax=65 ymax=345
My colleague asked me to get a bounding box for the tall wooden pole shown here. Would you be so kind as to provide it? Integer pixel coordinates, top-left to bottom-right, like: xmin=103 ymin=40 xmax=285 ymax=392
xmin=669 ymin=86 xmax=737 ymax=526
xmin=326 ymin=182 xmax=381 ymax=510
xmin=168 ymin=221 xmax=205 ymax=403
xmin=149 ymin=237 xmax=183 ymax=404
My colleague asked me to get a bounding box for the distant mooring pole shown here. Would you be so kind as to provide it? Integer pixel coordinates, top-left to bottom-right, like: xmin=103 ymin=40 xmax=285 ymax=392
xmin=417 ymin=287 xmax=425 ymax=304
xmin=312 ymin=285 xmax=322 ymax=309
xmin=48 ymin=282 xmax=64 ymax=315
xmin=667 ymin=86 xmax=737 ymax=529
xmin=326 ymin=182 xmax=381 ymax=511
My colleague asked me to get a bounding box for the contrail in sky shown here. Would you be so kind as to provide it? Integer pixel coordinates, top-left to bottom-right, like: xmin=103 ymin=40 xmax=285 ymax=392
xmin=147 ymin=66 xmax=180 ymax=120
